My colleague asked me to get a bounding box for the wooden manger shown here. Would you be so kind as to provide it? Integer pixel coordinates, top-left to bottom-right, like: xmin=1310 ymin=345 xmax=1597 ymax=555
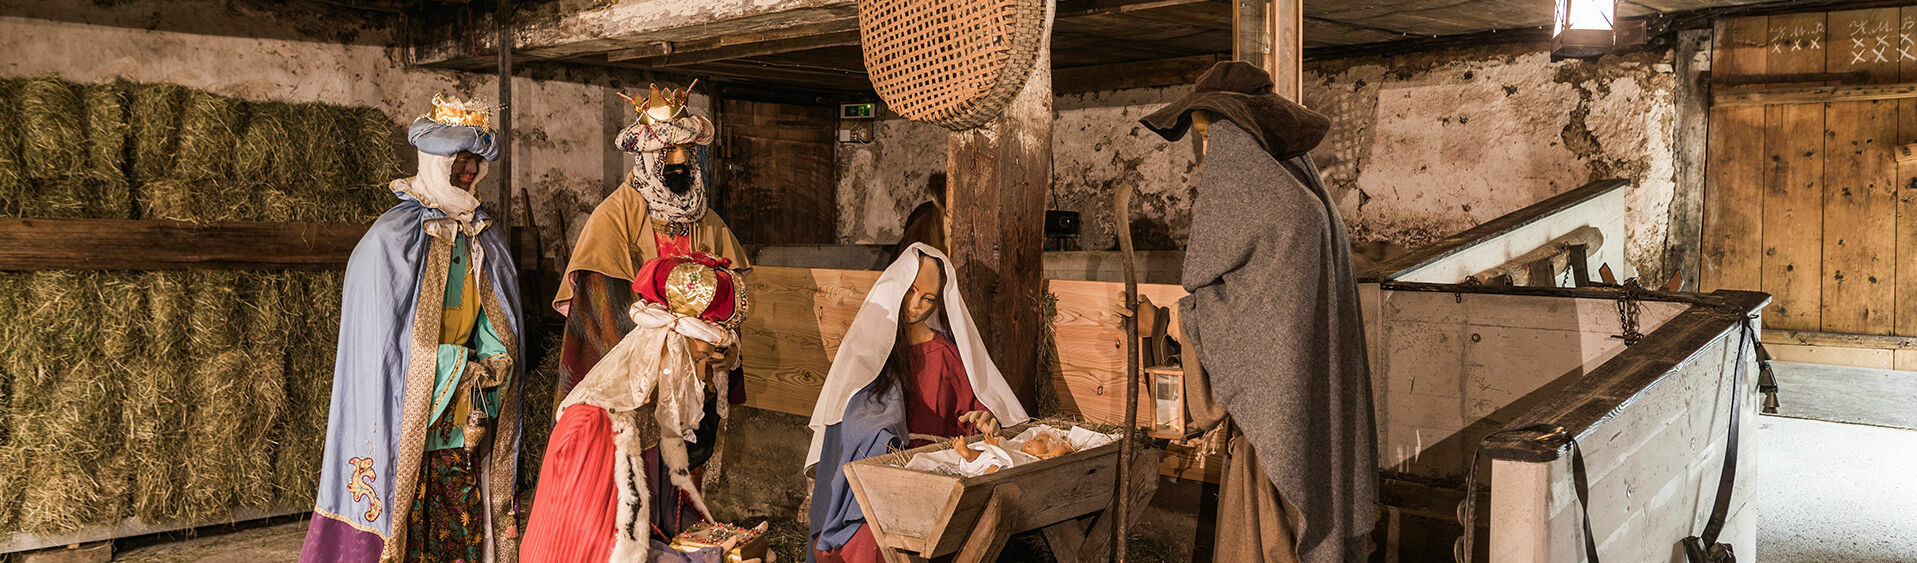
xmin=840 ymin=426 xmax=1161 ymax=563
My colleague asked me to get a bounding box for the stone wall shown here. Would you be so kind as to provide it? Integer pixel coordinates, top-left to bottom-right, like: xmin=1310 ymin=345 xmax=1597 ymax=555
xmin=836 ymin=42 xmax=1682 ymax=278
xmin=0 ymin=0 xmax=706 ymax=269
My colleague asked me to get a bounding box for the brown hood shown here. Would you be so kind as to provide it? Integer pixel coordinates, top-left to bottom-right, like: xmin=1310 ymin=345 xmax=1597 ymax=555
xmin=1140 ymin=61 xmax=1330 ymax=161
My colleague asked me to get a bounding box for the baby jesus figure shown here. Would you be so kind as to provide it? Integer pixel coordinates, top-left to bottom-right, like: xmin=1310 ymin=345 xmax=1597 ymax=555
xmin=521 ymin=253 xmax=751 ymax=562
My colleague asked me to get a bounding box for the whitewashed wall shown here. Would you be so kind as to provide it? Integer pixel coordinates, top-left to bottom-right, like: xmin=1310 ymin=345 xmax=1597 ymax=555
xmin=835 ymin=42 xmax=1682 ymax=279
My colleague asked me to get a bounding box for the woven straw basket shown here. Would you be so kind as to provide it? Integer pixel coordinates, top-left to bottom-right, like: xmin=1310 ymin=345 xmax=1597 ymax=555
xmin=859 ymin=0 xmax=1052 ymax=130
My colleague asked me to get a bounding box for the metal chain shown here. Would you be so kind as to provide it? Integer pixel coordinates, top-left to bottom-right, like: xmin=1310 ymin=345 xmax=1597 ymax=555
xmin=1614 ymin=278 xmax=1645 ymax=345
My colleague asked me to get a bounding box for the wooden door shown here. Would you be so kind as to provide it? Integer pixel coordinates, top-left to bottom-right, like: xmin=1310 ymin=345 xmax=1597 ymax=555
xmin=1702 ymin=8 xmax=1917 ymax=336
xmin=715 ymin=99 xmax=839 ymax=246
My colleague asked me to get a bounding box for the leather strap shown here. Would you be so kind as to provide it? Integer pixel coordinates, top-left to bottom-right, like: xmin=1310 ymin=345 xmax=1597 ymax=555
xmin=1695 ymin=319 xmax=1755 ymax=549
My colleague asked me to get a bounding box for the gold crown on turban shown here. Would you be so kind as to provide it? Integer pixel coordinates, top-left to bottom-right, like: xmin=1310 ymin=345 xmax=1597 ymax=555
xmin=619 ymin=80 xmax=698 ymax=125
xmin=422 ymin=93 xmax=495 ymax=131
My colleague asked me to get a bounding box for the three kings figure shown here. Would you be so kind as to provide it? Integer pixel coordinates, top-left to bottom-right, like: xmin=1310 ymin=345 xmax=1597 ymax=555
xmin=302 ymin=95 xmax=527 ymax=563
xmin=551 ymin=81 xmax=753 ymax=542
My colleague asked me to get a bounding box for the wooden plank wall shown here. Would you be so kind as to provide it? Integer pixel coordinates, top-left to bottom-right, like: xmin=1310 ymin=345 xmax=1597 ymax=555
xmin=736 ymin=266 xmax=1185 ymax=424
xmin=1705 ymin=9 xmax=1916 ymax=336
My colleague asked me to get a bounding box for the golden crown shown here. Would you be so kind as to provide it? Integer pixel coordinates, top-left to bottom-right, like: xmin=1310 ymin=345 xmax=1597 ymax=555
xmin=422 ymin=94 xmax=495 ymax=131
xmin=619 ymin=80 xmax=698 ymax=125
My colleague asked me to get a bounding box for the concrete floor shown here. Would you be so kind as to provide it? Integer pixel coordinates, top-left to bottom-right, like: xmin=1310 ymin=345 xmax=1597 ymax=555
xmin=110 ymin=519 xmax=304 ymax=562
xmin=1754 ymin=415 xmax=1917 ymax=562
xmin=96 ymin=416 xmax=1917 ymax=562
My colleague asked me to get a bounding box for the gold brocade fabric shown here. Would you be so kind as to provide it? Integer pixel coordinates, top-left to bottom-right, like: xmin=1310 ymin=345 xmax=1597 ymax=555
xmin=551 ymin=174 xmax=751 ymax=313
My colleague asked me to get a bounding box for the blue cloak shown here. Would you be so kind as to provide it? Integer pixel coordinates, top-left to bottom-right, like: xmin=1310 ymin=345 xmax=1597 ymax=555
xmin=806 ymin=381 xmax=907 ymax=560
xmin=300 ymin=196 xmax=525 ymax=563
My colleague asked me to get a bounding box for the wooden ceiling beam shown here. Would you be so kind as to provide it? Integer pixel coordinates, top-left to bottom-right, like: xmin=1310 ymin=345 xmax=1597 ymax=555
xmin=1055 ymin=53 xmax=1228 ymax=93
xmin=1055 ymin=0 xmax=1220 ymax=19
xmin=609 ymin=30 xmax=861 ymax=67
xmin=604 ymin=0 xmax=1216 ymax=69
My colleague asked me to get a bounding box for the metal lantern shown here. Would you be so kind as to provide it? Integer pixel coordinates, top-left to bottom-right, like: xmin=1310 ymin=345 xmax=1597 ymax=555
xmin=1552 ymin=0 xmax=1616 ymax=59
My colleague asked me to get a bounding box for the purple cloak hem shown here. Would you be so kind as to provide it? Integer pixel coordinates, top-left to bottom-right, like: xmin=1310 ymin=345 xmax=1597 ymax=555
xmin=301 ymin=512 xmax=386 ymax=563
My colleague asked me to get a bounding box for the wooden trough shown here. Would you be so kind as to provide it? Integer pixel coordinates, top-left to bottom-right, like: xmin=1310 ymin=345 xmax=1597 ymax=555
xmin=840 ymin=426 xmax=1161 ymax=563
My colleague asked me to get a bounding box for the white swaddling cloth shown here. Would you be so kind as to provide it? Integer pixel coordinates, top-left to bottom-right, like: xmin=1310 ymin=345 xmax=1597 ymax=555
xmin=902 ymin=425 xmax=1119 ymax=477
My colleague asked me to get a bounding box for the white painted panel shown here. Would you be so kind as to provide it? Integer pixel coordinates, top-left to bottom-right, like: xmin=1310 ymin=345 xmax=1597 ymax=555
xmin=1394 ymin=186 xmax=1632 ymax=285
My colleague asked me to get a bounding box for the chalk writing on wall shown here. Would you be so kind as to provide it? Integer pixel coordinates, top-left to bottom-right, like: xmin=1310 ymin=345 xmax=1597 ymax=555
xmin=1844 ymin=18 xmax=1896 ymax=64
xmin=1770 ymin=21 xmax=1826 ymax=53
xmin=1902 ymin=16 xmax=1915 ymax=62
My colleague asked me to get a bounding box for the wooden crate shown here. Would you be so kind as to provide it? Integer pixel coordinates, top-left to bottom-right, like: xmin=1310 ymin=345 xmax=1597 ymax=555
xmin=839 ymin=427 xmax=1159 ymax=562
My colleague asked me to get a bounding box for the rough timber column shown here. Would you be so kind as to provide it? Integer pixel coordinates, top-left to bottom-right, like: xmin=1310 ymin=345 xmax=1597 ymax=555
xmin=946 ymin=13 xmax=1054 ymax=408
xmin=1234 ymin=0 xmax=1303 ymax=100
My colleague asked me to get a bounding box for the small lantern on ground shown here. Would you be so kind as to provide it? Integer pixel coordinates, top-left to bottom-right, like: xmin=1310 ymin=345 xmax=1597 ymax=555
xmin=1552 ymin=0 xmax=1616 ymax=59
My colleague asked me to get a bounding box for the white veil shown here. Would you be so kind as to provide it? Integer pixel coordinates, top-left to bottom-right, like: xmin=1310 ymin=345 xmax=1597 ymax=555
xmin=803 ymin=243 xmax=1030 ymax=469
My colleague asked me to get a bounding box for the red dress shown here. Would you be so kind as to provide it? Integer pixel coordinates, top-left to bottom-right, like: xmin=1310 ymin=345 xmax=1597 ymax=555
xmin=815 ymin=333 xmax=987 ymax=563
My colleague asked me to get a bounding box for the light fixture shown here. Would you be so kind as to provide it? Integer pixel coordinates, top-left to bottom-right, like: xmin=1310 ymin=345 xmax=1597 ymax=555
xmin=1552 ymin=0 xmax=1617 ymax=59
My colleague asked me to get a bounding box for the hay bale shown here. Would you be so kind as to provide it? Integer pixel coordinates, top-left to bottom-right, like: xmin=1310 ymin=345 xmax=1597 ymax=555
xmin=295 ymin=103 xmax=350 ymax=189
xmin=130 ymin=82 xmax=187 ymax=183
xmin=137 ymin=177 xmax=196 ymax=222
xmin=0 ymin=79 xmax=26 ymax=217
xmin=173 ymin=90 xmax=242 ymax=181
xmin=233 ymin=102 xmax=296 ymax=184
xmin=127 ymin=272 xmax=191 ymax=522
xmin=235 ymin=273 xmax=289 ymax=509
xmin=0 ymin=444 xmax=24 ymax=530
xmin=346 ymin=107 xmax=400 ymax=186
xmin=275 ymin=271 xmax=341 ymax=506
xmin=519 ymin=332 xmax=563 ymax=494
xmin=20 ymin=76 xmax=82 ymax=180
xmin=11 ymin=272 xmax=125 ymax=533
xmin=82 ymin=83 xmax=128 ymax=186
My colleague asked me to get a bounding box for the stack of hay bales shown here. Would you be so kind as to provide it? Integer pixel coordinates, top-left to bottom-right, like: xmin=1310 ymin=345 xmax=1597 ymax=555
xmin=0 ymin=75 xmax=402 ymax=534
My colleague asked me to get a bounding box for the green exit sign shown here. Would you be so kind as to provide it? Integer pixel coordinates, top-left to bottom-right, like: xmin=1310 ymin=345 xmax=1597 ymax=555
xmin=840 ymin=103 xmax=875 ymax=119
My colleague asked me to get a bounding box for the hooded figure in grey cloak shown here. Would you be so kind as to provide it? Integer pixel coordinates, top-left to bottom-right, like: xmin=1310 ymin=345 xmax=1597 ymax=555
xmin=1140 ymin=61 xmax=1377 ymax=563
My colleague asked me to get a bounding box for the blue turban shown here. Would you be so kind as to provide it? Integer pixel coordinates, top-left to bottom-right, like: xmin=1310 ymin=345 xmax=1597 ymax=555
xmin=407 ymin=117 xmax=500 ymax=161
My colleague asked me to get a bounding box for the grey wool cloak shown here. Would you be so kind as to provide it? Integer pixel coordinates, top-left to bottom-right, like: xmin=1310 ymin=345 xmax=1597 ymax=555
xmin=1143 ymin=61 xmax=1377 ymax=563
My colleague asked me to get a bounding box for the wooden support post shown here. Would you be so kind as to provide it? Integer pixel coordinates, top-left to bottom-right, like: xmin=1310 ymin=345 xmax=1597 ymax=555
xmin=1664 ymin=29 xmax=1708 ymax=292
xmin=946 ymin=12 xmax=1054 ymax=409
xmin=1233 ymin=0 xmax=1303 ymax=101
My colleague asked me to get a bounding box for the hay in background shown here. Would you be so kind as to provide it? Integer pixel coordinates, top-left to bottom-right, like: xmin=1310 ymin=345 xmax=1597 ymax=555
xmin=12 ymin=272 xmax=124 ymax=533
xmin=129 ymin=82 xmax=187 ymax=183
xmin=180 ymin=271 xmax=246 ymax=519
xmin=173 ymin=90 xmax=242 ymax=182
xmin=233 ymin=102 xmax=295 ymax=184
xmin=275 ymin=271 xmax=341 ymax=506
xmin=20 ymin=76 xmax=82 ymax=180
xmin=82 ymin=83 xmax=128 ymax=186
xmin=518 ymin=332 xmax=563 ymax=494
xmin=346 ymin=106 xmax=400 ymax=186
xmin=295 ymin=103 xmax=350 ymax=189
xmin=0 ymin=79 xmax=25 ymax=216
xmin=137 ymin=177 xmax=195 ymax=222
xmin=236 ymin=273 xmax=290 ymax=509
xmin=126 ymin=272 xmax=191 ymax=522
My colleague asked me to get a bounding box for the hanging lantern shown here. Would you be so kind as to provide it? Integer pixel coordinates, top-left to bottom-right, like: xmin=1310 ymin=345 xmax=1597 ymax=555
xmin=1552 ymin=0 xmax=1616 ymax=59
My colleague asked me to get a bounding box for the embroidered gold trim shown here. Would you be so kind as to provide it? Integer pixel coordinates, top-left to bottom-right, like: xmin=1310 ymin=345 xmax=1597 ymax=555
xmin=477 ymin=267 xmax=523 ymax=563
xmin=379 ymin=234 xmax=454 ymax=563
xmin=314 ymin=507 xmax=392 ymax=539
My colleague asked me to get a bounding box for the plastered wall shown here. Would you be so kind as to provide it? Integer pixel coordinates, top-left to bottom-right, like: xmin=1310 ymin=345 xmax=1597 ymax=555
xmin=837 ymin=42 xmax=1682 ymax=279
xmin=0 ymin=1 xmax=706 ymax=272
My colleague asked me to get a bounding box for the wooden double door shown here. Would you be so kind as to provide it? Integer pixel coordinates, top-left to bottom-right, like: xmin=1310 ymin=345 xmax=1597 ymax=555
xmin=1702 ymin=8 xmax=1917 ymax=336
xmin=714 ymin=98 xmax=839 ymax=246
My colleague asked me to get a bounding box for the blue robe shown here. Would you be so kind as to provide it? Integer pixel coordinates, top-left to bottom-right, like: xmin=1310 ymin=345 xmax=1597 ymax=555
xmin=807 ymin=381 xmax=907 ymax=560
xmin=301 ymin=196 xmax=525 ymax=563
